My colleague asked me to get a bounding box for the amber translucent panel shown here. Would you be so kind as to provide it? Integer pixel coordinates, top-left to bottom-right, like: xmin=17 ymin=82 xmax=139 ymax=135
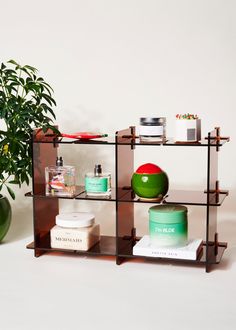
xmin=33 ymin=135 xmax=116 ymax=145
xmin=26 ymin=127 xmax=229 ymax=272
xmin=116 ymin=238 xmax=227 ymax=264
xmin=32 ymin=131 xmax=229 ymax=148
xmin=27 ymin=236 xmax=116 ymax=256
xmin=116 ymin=137 xmax=229 ymax=147
xmin=115 ymin=127 xmax=135 ymax=261
xmin=205 ymin=129 xmax=219 ymax=272
xmin=76 ymin=188 xmax=127 ymax=201
xmin=32 ymin=129 xmax=59 ymax=257
xmin=117 ymin=189 xmax=228 ymax=206
xmin=25 ymin=187 xmax=131 ymax=202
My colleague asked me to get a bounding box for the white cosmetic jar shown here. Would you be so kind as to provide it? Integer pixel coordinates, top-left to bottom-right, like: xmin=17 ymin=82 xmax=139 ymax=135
xmin=50 ymin=212 xmax=100 ymax=251
xmin=139 ymin=117 xmax=166 ymax=142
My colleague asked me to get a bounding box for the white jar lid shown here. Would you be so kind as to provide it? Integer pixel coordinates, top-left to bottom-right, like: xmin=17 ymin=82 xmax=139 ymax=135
xmin=56 ymin=212 xmax=95 ymax=228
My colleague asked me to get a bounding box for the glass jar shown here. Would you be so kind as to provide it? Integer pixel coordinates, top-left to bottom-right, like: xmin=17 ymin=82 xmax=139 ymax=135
xmin=139 ymin=117 xmax=166 ymax=142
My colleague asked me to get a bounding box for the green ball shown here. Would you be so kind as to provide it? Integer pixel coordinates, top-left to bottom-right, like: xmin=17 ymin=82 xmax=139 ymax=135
xmin=131 ymin=163 xmax=169 ymax=200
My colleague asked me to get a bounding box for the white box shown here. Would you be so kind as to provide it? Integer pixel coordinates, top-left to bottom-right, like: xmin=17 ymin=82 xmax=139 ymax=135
xmin=175 ymin=119 xmax=201 ymax=142
xmin=133 ymin=235 xmax=203 ymax=260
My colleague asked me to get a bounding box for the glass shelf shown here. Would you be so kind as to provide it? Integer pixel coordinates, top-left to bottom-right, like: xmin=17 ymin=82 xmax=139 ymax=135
xmin=118 ymin=189 xmax=229 ymax=206
xmin=32 ymin=135 xmax=116 ymax=145
xmin=25 ymin=187 xmax=228 ymax=206
xmin=116 ymin=137 xmax=229 ymax=147
xmin=32 ymin=135 xmax=229 ymax=147
xmin=25 ymin=186 xmax=128 ymax=202
xmin=27 ymin=235 xmax=116 ymax=256
xmin=27 ymin=235 xmax=227 ymax=265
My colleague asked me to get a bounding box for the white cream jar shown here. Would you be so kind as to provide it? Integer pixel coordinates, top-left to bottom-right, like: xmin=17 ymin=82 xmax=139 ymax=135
xmin=139 ymin=117 xmax=166 ymax=142
xmin=50 ymin=212 xmax=100 ymax=251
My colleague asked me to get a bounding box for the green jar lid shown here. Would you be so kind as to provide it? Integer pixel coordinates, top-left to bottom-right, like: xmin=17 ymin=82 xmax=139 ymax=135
xmin=149 ymin=204 xmax=188 ymax=224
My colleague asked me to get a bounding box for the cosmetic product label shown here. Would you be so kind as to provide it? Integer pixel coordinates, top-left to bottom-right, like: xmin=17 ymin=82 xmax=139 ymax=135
xmin=149 ymin=221 xmax=187 ymax=235
xmin=85 ymin=177 xmax=108 ymax=193
xmin=139 ymin=125 xmax=164 ymax=136
xmin=50 ymin=224 xmax=100 ymax=251
xmin=149 ymin=221 xmax=188 ymax=247
xmin=149 ymin=222 xmax=187 ymax=235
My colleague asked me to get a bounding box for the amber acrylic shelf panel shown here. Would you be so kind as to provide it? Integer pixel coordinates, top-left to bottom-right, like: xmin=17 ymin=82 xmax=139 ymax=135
xmin=25 ymin=187 xmax=130 ymax=202
xmin=27 ymin=127 xmax=230 ymax=272
xmin=116 ymin=138 xmax=229 ymax=147
xmin=32 ymin=134 xmax=229 ymax=148
xmin=118 ymin=189 xmax=229 ymax=206
xmin=117 ymin=238 xmax=227 ymax=265
xmin=27 ymin=235 xmax=116 ymax=256
xmin=114 ymin=126 xmax=230 ymax=272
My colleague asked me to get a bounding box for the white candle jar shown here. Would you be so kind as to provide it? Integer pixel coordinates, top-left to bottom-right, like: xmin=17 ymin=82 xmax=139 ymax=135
xmin=139 ymin=117 xmax=166 ymax=142
xmin=175 ymin=117 xmax=201 ymax=142
xmin=50 ymin=212 xmax=100 ymax=251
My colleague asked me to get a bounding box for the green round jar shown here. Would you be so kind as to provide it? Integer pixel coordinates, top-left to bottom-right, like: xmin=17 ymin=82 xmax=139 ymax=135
xmin=149 ymin=204 xmax=188 ymax=247
xmin=131 ymin=163 xmax=169 ymax=201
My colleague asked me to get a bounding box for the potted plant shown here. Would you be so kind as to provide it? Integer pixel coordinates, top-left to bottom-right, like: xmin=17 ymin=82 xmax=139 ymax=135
xmin=0 ymin=59 xmax=58 ymax=241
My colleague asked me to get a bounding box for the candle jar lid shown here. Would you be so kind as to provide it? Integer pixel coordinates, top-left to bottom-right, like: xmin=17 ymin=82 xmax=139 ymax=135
xmin=56 ymin=212 xmax=95 ymax=228
xmin=140 ymin=117 xmax=166 ymax=126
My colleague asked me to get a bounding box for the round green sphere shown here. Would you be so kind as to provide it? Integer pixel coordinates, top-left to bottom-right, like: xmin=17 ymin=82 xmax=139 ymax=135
xmin=131 ymin=163 xmax=169 ymax=200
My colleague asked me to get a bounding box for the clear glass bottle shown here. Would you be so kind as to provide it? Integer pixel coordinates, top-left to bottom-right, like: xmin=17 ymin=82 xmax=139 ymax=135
xmin=45 ymin=157 xmax=76 ymax=197
xmin=85 ymin=164 xmax=111 ymax=197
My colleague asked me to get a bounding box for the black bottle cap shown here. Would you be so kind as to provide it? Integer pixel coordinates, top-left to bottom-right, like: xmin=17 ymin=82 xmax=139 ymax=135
xmin=94 ymin=164 xmax=102 ymax=175
xmin=140 ymin=117 xmax=166 ymax=126
xmin=56 ymin=156 xmax=63 ymax=166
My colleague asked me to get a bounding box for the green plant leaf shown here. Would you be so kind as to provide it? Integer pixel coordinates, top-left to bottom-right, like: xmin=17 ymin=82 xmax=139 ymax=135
xmin=41 ymin=93 xmax=56 ymax=106
xmin=8 ymin=179 xmax=20 ymax=185
xmin=7 ymin=59 xmax=19 ymax=66
xmin=6 ymin=185 xmax=15 ymax=200
xmin=24 ymin=65 xmax=37 ymax=73
xmin=0 ymin=59 xmax=57 ymax=200
xmin=1 ymin=63 xmax=6 ymax=70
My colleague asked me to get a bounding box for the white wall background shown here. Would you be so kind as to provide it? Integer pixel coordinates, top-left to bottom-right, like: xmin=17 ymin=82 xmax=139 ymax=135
xmin=1 ymin=1 xmax=236 ymax=329
xmin=1 ymin=0 xmax=235 ymax=231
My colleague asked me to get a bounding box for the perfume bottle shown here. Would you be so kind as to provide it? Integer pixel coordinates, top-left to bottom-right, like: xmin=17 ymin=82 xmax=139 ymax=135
xmin=85 ymin=164 xmax=111 ymax=197
xmin=45 ymin=157 xmax=76 ymax=196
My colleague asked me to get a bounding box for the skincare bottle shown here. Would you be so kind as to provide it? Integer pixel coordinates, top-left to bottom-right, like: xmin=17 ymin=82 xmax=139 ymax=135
xmin=45 ymin=157 xmax=76 ymax=197
xmin=85 ymin=164 xmax=111 ymax=197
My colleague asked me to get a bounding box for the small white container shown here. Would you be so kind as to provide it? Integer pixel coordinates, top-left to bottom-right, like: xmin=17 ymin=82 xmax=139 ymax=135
xmin=139 ymin=117 xmax=166 ymax=142
xmin=50 ymin=212 xmax=100 ymax=251
xmin=175 ymin=118 xmax=201 ymax=142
